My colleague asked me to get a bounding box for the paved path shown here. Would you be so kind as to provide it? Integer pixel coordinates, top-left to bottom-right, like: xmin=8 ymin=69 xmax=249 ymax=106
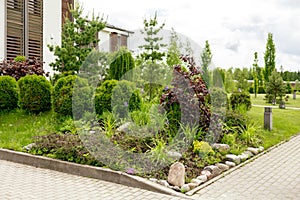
xmin=193 ymin=134 xmax=300 ymax=200
xmin=0 ymin=160 xmax=185 ymax=200
xmin=0 ymin=134 xmax=299 ymax=199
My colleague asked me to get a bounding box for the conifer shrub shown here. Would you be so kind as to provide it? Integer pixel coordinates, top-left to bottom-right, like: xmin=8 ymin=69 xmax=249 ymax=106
xmin=18 ymin=75 xmax=52 ymax=113
xmin=0 ymin=75 xmax=19 ymax=111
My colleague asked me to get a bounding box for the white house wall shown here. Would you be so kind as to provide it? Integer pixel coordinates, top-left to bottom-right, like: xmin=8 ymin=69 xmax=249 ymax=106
xmin=0 ymin=1 xmax=5 ymax=60
xmin=43 ymin=0 xmax=62 ymax=76
xmin=98 ymin=31 xmax=110 ymax=52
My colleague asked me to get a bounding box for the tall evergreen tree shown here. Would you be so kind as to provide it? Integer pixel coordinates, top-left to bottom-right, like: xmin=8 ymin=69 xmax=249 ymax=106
xmin=139 ymin=12 xmax=167 ymax=63
xmin=166 ymin=28 xmax=181 ymax=67
xmin=48 ymin=3 xmax=106 ymax=74
xmin=264 ymin=33 xmax=276 ymax=82
xmin=253 ymin=52 xmax=259 ymax=98
xmin=201 ymin=40 xmax=212 ymax=88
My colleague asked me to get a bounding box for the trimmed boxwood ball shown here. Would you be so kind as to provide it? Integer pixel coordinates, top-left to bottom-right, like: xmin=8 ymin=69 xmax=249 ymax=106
xmin=53 ymin=75 xmax=92 ymax=117
xmin=0 ymin=75 xmax=19 ymax=111
xmin=18 ymin=75 xmax=52 ymax=113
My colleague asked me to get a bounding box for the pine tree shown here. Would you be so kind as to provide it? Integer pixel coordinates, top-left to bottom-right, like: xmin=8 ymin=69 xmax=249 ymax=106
xmin=201 ymin=40 xmax=212 ymax=88
xmin=48 ymin=3 xmax=106 ymax=74
xmin=166 ymin=28 xmax=181 ymax=67
xmin=253 ymin=52 xmax=259 ymax=98
xmin=266 ymin=71 xmax=286 ymax=104
xmin=264 ymin=33 xmax=276 ymax=82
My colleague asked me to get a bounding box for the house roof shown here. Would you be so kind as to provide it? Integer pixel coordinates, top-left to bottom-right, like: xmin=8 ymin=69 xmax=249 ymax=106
xmin=105 ymin=23 xmax=134 ymax=34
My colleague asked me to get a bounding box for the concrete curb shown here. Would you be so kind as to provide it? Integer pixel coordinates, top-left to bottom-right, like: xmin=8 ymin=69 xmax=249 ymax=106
xmin=186 ymin=132 xmax=300 ymax=196
xmin=0 ymin=148 xmax=188 ymax=199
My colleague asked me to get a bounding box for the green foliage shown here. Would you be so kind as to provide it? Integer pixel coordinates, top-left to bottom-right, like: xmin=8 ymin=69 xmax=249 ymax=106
xmin=18 ymin=75 xmax=52 ymax=113
xmin=225 ymin=68 xmax=235 ymax=93
xmin=95 ymin=79 xmax=118 ymax=116
xmin=14 ymin=55 xmax=26 ymax=62
xmin=53 ymin=75 xmax=92 ymax=117
xmin=230 ymin=92 xmax=251 ymax=111
xmin=234 ymin=68 xmax=249 ymax=92
xmin=258 ymin=86 xmax=265 ymax=94
xmin=201 ymin=40 xmax=212 ymax=88
xmin=193 ymin=141 xmax=213 ymax=155
xmin=0 ymin=76 xmax=19 ymax=111
xmin=108 ymin=47 xmax=135 ymax=80
xmin=111 ymin=80 xmax=141 ymax=119
xmin=99 ymin=111 xmax=116 ymax=137
xmin=48 ymin=3 xmax=106 ymax=74
xmin=139 ymin=12 xmax=167 ymax=63
xmin=166 ymin=28 xmax=181 ymax=67
xmin=30 ymin=133 xmax=103 ymax=166
xmin=286 ymin=82 xmax=292 ymax=94
xmin=264 ymin=33 xmax=276 ymax=82
xmin=265 ymin=71 xmax=286 ymax=103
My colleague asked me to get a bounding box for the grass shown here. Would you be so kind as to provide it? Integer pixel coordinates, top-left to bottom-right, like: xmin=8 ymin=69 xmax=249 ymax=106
xmin=251 ymin=93 xmax=300 ymax=108
xmin=247 ymin=105 xmax=300 ymax=149
xmin=0 ymin=110 xmax=57 ymax=151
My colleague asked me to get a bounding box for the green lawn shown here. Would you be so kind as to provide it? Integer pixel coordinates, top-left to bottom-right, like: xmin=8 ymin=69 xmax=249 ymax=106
xmin=0 ymin=110 xmax=57 ymax=151
xmin=251 ymin=93 xmax=300 ymax=108
xmin=247 ymin=105 xmax=300 ymax=149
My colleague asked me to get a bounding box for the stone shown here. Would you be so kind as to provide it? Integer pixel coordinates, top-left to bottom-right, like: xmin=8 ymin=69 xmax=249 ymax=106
xmin=188 ymin=182 xmax=198 ymax=190
xmin=225 ymin=154 xmax=241 ymax=165
xmin=117 ymin=122 xmax=132 ymax=132
xmin=166 ymin=151 xmax=182 ymax=159
xmin=204 ymin=165 xmax=222 ymax=177
xmin=158 ymin=180 xmax=170 ymax=187
xmin=89 ymin=130 xmax=96 ymax=134
xmin=215 ymin=163 xmax=229 ymax=172
xmin=243 ymin=151 xmax=254 ymax=158
xmin=169 ymin=186 xmax=181 ymax=191
xmin=239 ymin=153 xmax=249 ymax=162
xmin=196 ymin=175 xmax=208 ymax=182
xmin=201 ymin=170 xmax=212 ymax=179
xmin=149 ymin=178 xmax=158 ymax=183
xmin=212 ymin=143 xmax=230 ymax=152
xmin=167 ymin=162 xmax=185 ymax=187
xmin=23 ymin=143 xmax=36 ymax=151
xmin=258 ymin=146 xmax=265 ymax=152
xmin=180 ymin=184 xmax=191 ymax=193
xmin=247 ymin=147 xmax=259 ymax=155
xmin=225 ymin=161 xmax=236 ymax=168
xmin=191 ymin=178 xmax=202 ymax=186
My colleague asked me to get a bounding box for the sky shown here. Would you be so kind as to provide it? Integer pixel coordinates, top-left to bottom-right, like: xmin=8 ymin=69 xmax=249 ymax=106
xmin=79 ymin=0 xmax=300 ymax=71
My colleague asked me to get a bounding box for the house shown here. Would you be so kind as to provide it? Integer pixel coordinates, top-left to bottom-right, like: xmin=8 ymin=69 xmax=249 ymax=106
xmin=0 ymin=0 xmax=133 ymax=75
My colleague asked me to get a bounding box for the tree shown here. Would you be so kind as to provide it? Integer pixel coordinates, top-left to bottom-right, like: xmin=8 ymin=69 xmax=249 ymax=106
xmin=252 ymin=52 xmax=259 ymax=98
xmin=234 ymin=68 xmax=249 ymax=92
xmin=225 ymin=68 xmax=235 ymax=93
xmin=201 ymin=40 xmax=212 ymax=88
xmin=48 ymin=3 xmax=106 ymax=74
xmin=265 ymin=71 xmax=286 ymax=104
xmin=139 ymin=12 xmax=167 ymax=63
xmin=138 ymin=12 xmax=168 ymax=100
xmin=166 ymin=28 xmax=181 ymax=67
xmin=264 ymin=33 xmax=276 ymax=82
xmin=108 ymin=47 xmax=135 ymax=80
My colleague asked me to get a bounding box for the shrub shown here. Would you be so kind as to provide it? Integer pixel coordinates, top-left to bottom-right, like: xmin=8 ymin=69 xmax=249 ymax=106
xmin=14 ymin=55 xmax=26 ymax=62
xmin=0 ymin=57 xmax=49 ymax=80
xmin=0 ymin=76 xmax=19 ymax=111
xmin=193 ymin=141 xmax=213 ymax=155
xmin=111 ymin=80 xmax=141 ymax=118
xmin=29 ymin=133 xmax=103 ymax=166
xmin=230 ymin=92 xmax=251 ymax=111
xmin=53 ymin=75 xmax=92 ymax=117
xmin=95 ymin=79 xmax=118 ymax=116
xmin=108 ymin=47 xmax=135 ymax=80
xmin=224 ymin=110 xmax=248 ymax=130
xmin=248 ymin=86 xmax=254 ymax=94
xmin=258 ymin=86 xmax=265 ymax=94
xmin=18 ymin=75 xmax=52 ymax=113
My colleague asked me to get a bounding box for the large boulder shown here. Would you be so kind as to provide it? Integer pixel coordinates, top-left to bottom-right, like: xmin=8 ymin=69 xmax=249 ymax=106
xmin=167 ymin=162 xmax=185 ymax=187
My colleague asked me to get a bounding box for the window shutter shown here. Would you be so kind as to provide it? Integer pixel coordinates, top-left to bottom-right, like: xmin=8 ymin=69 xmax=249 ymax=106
xmin=6 ymin=0 xmax=25 ymax=60
xmin=28 ymin=0 xmax=43 ymax=61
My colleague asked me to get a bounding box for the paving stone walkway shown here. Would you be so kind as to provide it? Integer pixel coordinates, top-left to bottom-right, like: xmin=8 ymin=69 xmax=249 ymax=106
xmin=0 ymin=134 xmax=299 ymax=199
xmin=193 ymin=134 xmax=300 ymax=200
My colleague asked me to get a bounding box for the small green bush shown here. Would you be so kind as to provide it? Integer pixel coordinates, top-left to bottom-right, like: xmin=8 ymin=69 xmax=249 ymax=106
xmin=248 ymin=86 xmax=254 ymax=94
xmin=53 ymin=75 xmax=92 ymax=117
xmin=230 ymin=92 xmax=251 ymax=111
xmin=18 ymin=75 xmax=52 ymax=113
xmin=193 ymin=141 xmax=213 ymax=155
xmin=258 ymin=86 xmax=265 ymax=94
xmin=0 ymin=76 xmax=19 ymax=111
xmin=14 ymin=55 xmax=26 ymax=62
xmin=224 ymin=110 xmax=248 ymax=130
xmin=95 ymin=79 xmax=118 ymax=116
xmin=112 ymin=80 xmax=141 ymax=118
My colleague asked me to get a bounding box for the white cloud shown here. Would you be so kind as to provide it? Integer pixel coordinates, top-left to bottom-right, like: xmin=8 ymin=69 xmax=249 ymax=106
xmin=79 ymin=0 xmax=300 ymax=71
